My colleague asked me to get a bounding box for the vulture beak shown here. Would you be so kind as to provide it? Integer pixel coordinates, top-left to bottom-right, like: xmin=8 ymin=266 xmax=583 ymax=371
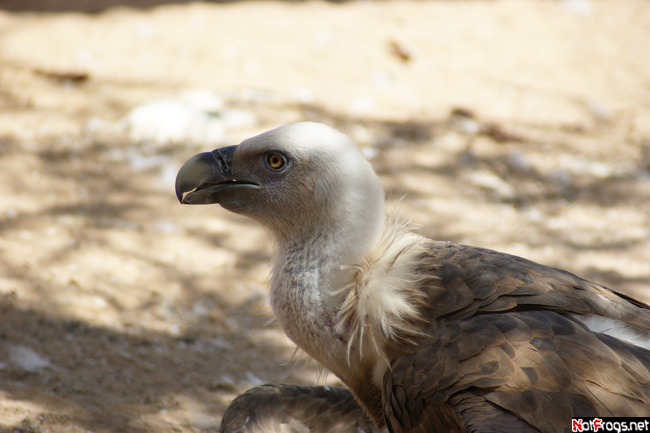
xmin=175 ymin=145 xmax=259 ymax=205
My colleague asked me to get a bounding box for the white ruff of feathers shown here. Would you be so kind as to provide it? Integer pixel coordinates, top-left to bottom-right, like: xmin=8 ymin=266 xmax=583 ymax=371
xmin=333 ymin=212 xmax=435 ymax=367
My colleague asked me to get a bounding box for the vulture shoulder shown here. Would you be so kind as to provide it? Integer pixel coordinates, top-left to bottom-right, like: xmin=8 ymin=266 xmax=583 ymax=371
xmin=174 ymin=122 xmax=650 ymax=433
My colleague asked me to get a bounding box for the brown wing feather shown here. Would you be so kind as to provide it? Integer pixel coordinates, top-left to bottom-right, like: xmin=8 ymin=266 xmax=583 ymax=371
xmin=418 ymin=241 xmax=650 ymax=330
xmin=220 ymin=384 xmax=377 ymax=433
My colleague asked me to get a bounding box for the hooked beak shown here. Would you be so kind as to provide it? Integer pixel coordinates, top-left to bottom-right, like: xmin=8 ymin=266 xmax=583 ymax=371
xmin=175 ymin=145 xmax=259 ymax=205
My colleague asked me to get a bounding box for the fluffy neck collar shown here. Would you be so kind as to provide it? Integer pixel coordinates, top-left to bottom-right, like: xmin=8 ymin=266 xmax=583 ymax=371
xmin=268 ymin=211 xmax=430 ymax=382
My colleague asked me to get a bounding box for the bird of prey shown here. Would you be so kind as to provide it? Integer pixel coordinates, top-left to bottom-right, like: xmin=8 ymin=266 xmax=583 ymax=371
xmin=175 ymin=122 xmax=650 ymax=433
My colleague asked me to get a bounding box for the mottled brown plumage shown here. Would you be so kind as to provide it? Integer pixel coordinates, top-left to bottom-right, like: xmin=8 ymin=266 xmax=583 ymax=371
xmin=382 ymin=241 xmax=650 ymax=432
xmin=175 ymin=123 xmax=650 ymax=433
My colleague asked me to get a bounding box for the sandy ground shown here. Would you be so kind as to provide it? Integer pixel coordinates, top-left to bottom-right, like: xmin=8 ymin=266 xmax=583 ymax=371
xmin=0 ymin=0 xmax=649 ymax=431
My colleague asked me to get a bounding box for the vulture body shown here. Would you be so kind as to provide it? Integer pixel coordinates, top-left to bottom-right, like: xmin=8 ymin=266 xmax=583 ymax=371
xmin=175 ymin=122 xmax=650 ymax=433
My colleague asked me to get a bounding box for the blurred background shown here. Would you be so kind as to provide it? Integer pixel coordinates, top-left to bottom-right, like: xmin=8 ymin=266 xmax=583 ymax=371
xmin=0 ymin=0 xmax=649 ymax=431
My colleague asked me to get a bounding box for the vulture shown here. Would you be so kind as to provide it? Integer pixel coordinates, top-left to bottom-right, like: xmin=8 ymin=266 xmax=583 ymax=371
xmin=175 ymin=122 xmax=650 ymax=433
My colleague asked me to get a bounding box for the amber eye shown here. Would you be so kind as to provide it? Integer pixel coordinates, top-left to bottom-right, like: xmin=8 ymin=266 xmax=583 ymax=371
xmin=265 ymin=152 xmax=287 ymax=171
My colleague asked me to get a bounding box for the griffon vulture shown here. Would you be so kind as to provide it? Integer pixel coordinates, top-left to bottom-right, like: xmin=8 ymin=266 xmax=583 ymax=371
xmin=175 ymin=122 xmax=650 ymax=433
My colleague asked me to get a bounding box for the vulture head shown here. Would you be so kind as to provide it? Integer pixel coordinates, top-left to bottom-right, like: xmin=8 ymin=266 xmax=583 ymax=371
xmin=176 ymin=122 xmax=386 ymax=264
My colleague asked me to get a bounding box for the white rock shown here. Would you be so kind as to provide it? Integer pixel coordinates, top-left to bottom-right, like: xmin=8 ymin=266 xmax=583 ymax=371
xmin=245 ymin=371 xmax=265 ymax=387
xmin=8 ymin=345 xmax=51 ymax=373
xmin=361 ymin=147 xmax=378 ymax=160
xmin=292 ymin=88 xmax=314 ymax=103
xmin=190 ymin=413 xmax=221 ymax=429
xmin=122 ymin=90 xmax=256 ymax=146
xmin=124 ymin=99 xmax=225 ymax=145
xmin=561 ymin=0 xmax=593 ymax=15
xmin=157 ymin=161 xmax=181 ymax=190
xmin=127 ymin=151 xmax=170 ymax=172
xmin=153 ymin=220 xmax=178 ymax=233
xmin=350 ymin=97 xmax=375 ymax=114
xmin=220 ymin=109 xmax=257 ymax=130
xmin=467 ymin=170 xmax=515 ymax=199
xmin=506 ymin=151 xmax=532 ymax=172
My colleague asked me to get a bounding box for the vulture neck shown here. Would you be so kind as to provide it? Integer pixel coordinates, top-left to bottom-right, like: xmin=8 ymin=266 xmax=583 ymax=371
xmin=267 ymin=178 xmax=387 ymax=377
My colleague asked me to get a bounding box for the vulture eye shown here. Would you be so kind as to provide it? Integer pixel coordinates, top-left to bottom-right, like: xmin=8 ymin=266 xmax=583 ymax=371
xmin=265 ymin=152 xmax=287 ymax=171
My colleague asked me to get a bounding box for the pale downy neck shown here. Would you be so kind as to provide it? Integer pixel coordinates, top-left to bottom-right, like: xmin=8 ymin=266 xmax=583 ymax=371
xmin=267 ymin=168 xmax=386 ymax=374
